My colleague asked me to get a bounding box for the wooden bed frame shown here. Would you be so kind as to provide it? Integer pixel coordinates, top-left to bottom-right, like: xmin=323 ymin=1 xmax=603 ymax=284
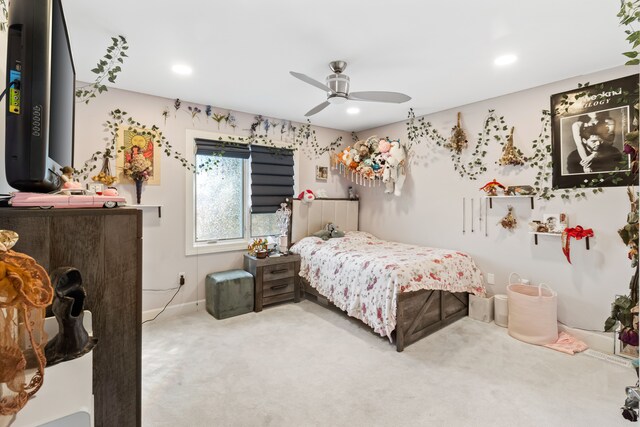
xmin=287 ymin=198 xmax=469 ymax=352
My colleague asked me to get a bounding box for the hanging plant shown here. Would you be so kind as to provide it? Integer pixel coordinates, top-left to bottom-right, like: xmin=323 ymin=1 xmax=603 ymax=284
xmin=212 ymin=112 xmax=226 ymax=129
xmin=91 ymin=149 xmax=118 ymax=185
xmin=498 ymin=126 xmax=526 ymax=166
xmin=447 ymin=112 xmax=468 ymax=154
xmin=188 ymin=106 xmax=202 ymax=124
xmin=75 ymin=36 xmax=129 ymax=104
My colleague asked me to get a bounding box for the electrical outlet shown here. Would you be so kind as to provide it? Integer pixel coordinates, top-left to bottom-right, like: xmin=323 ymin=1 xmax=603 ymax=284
xmin=487 ymin=273 xmax=495 ymax=285
xmin=178 ymin=272 xmax=186 ymax=285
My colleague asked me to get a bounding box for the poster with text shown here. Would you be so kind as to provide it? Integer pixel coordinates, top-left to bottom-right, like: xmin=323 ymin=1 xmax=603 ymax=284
xmin=551 ymin=74 xmax=638 ymax=189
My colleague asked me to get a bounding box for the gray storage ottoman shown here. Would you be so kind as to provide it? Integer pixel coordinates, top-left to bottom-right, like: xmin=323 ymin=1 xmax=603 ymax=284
xmin=205 ymin=269 xmax=254 ymax=319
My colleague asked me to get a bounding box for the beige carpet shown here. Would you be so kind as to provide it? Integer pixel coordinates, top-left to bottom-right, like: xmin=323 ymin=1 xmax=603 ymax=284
xmin=142 ymin=301 xmax=633 ymax=427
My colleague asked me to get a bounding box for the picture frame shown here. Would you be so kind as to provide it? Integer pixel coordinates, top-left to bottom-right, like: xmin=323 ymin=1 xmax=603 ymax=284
xmin=315 ymin=165 xmax=328 ymax=181
xmin=116 ymin=128 xmax=161 ymax=185
xmin=551 ymin=74 xmax=639 ymax=189
xmin=542 ymin=213 xmax=567 ymax=233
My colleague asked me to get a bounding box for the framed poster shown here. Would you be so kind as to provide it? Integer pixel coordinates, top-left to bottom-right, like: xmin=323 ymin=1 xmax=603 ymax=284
xmin=315 ymin=165 xmax=328 ymax=181
xmin=116 ymin=128 xmax=161 ymax=185
xmin=551 ymin=74 xmax=639 ymax=189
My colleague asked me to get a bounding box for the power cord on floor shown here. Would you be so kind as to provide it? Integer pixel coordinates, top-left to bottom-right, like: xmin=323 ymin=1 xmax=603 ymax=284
xmin=142 ymin=286 xmax=181 ymax=325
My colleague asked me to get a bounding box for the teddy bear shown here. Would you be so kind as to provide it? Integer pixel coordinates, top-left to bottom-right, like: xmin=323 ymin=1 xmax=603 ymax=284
xmin=382 ymin=139 xmax=407 ymax=196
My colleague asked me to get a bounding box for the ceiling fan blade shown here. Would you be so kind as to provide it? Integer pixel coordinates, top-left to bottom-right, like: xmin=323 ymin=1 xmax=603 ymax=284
xmin=290 ymin=71 xmax=333 ymax=93
xmin=305 ymin=101 xmax=331 ymax=117
xmin=348 ymin=91 xmax=411 ymax=103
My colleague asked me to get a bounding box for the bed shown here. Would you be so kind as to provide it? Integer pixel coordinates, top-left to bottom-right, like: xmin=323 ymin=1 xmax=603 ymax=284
xmin=288 ymin=199 xmax=486 ymax=352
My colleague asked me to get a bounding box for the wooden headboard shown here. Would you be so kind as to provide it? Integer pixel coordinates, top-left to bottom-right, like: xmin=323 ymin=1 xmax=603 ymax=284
xmin=289 ymin=198 xmax=359 ymax=245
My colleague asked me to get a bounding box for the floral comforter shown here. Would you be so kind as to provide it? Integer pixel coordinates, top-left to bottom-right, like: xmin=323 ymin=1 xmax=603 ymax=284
xmin=290 ymin=231 xmax=486 ymax=339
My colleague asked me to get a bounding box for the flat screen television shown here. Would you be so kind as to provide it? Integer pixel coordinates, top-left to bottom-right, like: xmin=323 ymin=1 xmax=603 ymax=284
xmin=5 ymin=0 xmax=75 ymax=192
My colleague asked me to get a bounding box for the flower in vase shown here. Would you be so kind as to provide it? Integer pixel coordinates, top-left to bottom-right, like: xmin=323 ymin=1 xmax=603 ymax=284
xmin=124 ymin=153 xmax=152 ymax=182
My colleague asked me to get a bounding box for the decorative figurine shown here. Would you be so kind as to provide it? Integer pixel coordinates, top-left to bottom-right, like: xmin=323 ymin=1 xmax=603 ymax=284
xmin=479 ymin=179 xmax=506 ymax=196
xmin=0 ymin=230 xmax=53 ymax=415
xmin=45 ymin=267 xmax=97 ymax=367
xmin=348 ymin=186 xmax=357 ymax=200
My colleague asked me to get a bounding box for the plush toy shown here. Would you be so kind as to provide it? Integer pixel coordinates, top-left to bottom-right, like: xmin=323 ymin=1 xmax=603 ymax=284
xmin=342 ymin=148 xmax=353 ymax=166
xmin=378 ymin=139 xmax=391 ymax=153
xmin=366 ymin=135 xmax=380 ymax=153
xmin=382 ymin=139 xmax=407 ymax=196
xmin=353 ymin=140 xmax=369 ymax=158
xmin=312 ymin=223 xmax=345 ymax=240
xmin=297 ymin=189 xmax=315 ymax=203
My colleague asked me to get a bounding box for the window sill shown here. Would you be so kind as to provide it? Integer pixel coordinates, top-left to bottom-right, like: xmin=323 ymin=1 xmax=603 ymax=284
xmin=186 ymin=239 xmax=248 ymax=256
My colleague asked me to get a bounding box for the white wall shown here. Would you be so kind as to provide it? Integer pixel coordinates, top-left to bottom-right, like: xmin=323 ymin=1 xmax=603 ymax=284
xmin=70 ymin=88 xmax=350 ymax=312
xmin=350 ymin=65 xmax=635 ymax=332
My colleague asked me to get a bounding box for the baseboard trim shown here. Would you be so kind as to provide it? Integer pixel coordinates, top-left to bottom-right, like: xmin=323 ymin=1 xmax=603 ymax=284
xmin=558 ymin=323 xmax=614 ymax=354
xmin=142 ymin=299 xmax=206 ymax=323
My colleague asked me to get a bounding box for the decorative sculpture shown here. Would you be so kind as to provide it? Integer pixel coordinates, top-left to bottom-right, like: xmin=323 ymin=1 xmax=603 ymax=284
xmin=275 ymin=202 xmax=292 ymax=253
xmin=45 ymin=267 xmax=97 ymax=367
xmin=0 ymin=230 xmax=53 ymax=415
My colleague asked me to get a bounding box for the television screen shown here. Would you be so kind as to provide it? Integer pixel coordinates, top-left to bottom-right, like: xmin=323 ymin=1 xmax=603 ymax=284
xmin=5 ymin=0 xmax=76 ymax=192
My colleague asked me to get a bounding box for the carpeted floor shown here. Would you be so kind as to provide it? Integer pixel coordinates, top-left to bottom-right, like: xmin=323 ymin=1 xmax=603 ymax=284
xmin=142 ymin=301 xmax=633 ymax=427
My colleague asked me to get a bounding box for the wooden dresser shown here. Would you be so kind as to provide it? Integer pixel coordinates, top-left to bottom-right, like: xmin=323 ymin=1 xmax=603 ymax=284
xmin=243 ymin=253 xmax=300 ymax=311
xmin=0 ymin=208 xmax=142 ymax=427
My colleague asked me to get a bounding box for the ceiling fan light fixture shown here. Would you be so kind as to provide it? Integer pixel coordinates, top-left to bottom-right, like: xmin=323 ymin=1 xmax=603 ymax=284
xmin=347 ymin=107 xmax=360 ymax=115
xmin=327 ymin=94 xmax=347 ymax=105
xmin=494 ymin=54 xmax=517 ymax=66
xmin=171 ymin=64 xmax=193 ymax=76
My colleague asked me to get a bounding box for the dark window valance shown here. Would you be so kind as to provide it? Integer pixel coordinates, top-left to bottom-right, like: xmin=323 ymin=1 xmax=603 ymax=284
xmin=250 ymin=145 xmax=294 ymax=213
xmin=195 ymin=138 xmax=250 ymax=159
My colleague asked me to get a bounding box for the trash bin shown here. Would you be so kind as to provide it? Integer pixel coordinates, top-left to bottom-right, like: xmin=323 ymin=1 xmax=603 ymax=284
xmin=507 ymin=273 xmax=558 ymax=345
xmin=469 ymin=294 xmax=494 ymax=323
xmin=494 ymin=294 xmax=508 ymax=327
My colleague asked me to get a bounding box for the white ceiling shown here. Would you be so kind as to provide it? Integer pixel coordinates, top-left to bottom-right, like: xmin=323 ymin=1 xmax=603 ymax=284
xmin=63 ymin=0 xmax=629 ymax=132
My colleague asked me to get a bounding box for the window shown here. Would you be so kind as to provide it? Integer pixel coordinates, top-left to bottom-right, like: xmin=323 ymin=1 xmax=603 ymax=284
xmin=250 ymin=145 xmax=294 ymax=237
xmin=185 ymin=130 xmax=295 ymax=255
xmin=186 ymin=130 xmax=251 ymax=255
xmin=195 ymin=154 xmax=244 ymax=241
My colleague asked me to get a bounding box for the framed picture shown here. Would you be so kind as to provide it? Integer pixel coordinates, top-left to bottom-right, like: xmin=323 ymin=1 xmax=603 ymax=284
xmin=542 ymin=213 xmax=563 ymax=233
xmin=315 ymin=165 xmax=328 ymax=181
xmin=116 ymin=128 xmax=161 ymax=185
xmin=551 ymin=74 xmax=639 ymax=189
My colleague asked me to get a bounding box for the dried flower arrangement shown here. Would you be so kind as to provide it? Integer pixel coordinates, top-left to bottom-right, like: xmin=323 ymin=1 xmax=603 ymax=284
xmin=498 ymin=126 xmax=526 ymax=166
xmin=447 ymin=112 xmax=468 ymax=154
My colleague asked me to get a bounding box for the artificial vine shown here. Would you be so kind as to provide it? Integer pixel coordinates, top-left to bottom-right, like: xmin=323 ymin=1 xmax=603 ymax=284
xmin=619 ymin=0 xmax=640 ymax=66
xmin=75 ymin=109 xmax=194 ymax=181
xmin=75 ymin=36 xmax=129 ymax=104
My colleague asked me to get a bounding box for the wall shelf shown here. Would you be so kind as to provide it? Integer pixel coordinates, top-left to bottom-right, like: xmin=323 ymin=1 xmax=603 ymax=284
xmin=529 ymin=232 xmax=590 ymax=249
xmin=134 ymin=204 xmax=162 ymax=218
xmin=485 ymin=195 xmax=535 ymax=209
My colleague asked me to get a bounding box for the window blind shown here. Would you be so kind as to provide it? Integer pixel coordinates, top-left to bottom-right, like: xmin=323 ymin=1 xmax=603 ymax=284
xmin=195 ymin=138 xmax=250 ymax=159
xmin=250 ymin=145 xmax=294 ymax=213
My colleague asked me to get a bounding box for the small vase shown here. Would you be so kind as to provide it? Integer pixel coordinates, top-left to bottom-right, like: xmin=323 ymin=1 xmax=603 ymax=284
xmin=135 ymin=178 xmax=143 ymax=204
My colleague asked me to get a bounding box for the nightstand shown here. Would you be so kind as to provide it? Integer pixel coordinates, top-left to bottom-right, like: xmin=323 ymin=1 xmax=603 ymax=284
xmin=243 ymin=253 xmax=301 ymax=312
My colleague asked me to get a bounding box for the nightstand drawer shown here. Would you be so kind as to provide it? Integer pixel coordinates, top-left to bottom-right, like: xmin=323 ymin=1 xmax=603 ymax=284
xmin=262 ymin=277 xmax=295 ymax=298
xmin=262 ymin=262 xmax=295 ymax=281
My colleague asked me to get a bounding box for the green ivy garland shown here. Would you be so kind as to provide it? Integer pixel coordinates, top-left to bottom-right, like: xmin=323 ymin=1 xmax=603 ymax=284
xmin=76 ymin=109 xmax=194 ymax=181
xmin=75 ymin=36 xmax=129 ymax=104
xmin=619 ymin=0 xmax=640 ymax=66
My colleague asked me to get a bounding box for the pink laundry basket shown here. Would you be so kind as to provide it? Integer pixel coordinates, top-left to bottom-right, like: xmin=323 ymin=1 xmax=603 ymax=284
xmin=507 ymin=273 xmax=558 ymax=345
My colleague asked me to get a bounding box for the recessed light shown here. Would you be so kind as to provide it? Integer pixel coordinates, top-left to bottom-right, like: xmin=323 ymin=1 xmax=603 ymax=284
xmin=347 ymin=107 xmax=360 ymax=115
xmin=494 ymin=54 xmax=517 ymax=66
xmin=172 ymin=64 xmax=193 ymax=76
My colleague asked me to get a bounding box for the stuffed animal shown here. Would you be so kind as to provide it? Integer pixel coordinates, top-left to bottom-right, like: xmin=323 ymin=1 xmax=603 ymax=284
xmin=312 ymin=223 xmax=345 ymax=240
xmin=353 ymin=140 xmax=369 ymax=158
xmin=382 ymin=139 xmax=407 ymax=196
xmin=378 ymin=139 xmax=391 ymax=153
xmin=366 ymin=135 xmax=380 ymax=153
xmin=297 ymin=189 xmax=315 ymax=203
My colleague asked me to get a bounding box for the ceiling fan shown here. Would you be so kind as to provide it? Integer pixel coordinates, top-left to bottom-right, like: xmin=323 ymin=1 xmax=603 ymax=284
xmin=290 ymin=60 xmax=412 ymax=117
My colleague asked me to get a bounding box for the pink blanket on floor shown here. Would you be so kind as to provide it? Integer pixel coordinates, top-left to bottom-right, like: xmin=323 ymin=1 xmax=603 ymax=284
xmin=543 ymin=332 xmax=588 ymax=354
